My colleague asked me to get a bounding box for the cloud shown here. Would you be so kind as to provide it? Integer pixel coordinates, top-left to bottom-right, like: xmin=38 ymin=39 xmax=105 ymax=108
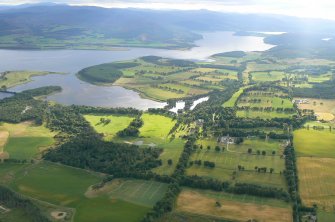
xmin=0 ymin=0 xmax=335 ymax=20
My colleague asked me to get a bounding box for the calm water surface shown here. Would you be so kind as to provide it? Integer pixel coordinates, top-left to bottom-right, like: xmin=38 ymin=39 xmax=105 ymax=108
xmin=0 ymin=32 xmax=274 ymax=109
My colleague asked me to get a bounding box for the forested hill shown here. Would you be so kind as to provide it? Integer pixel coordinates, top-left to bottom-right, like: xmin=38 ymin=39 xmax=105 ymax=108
xmin=0 ymin=4 xmax=335 ymax=50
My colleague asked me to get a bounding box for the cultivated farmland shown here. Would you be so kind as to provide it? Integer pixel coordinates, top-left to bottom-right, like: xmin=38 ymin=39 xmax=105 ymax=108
xmin=176 ymin=189 xmax=292 ymax=222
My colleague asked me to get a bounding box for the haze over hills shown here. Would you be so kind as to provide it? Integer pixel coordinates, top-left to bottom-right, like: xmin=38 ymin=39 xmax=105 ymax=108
xmin=1 ymin=2 xmax=335 ymax=222
xmin=0 ymin=3 xmax=334 ymax=53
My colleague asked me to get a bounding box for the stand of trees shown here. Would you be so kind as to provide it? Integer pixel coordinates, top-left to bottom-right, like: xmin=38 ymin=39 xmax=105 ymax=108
xmin=117 ymin=115 xmax=143 ymax=137
xmin=44 ymin=137 xmax=162 ymax=176
xmin=283 ymin=145 xmax=301 ymax=221
xmin=141 ymin=182 xmax=181 ymax=222
xmin=227 ymin=183 xmax=290 ymax=201
xmin=0 ymin=86 xmax=61 ymax=124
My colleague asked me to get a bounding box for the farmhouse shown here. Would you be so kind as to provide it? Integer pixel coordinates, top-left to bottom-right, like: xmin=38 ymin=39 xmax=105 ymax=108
xmin=293 ymin=99 xmax=309 ymax=104
xmin=218 ymin=135 xmax=235 ymax=144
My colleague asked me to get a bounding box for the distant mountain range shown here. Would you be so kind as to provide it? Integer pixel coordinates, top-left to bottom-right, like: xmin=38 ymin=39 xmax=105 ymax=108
xmin=0 ymin=4 xmax=334 ymax=55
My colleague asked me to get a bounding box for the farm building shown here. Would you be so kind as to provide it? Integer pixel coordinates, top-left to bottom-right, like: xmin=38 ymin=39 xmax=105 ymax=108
xmin=218 ymin=135 xmax=235 ymax=144
xmin=293 ymin=99 xmax=309 ymax=104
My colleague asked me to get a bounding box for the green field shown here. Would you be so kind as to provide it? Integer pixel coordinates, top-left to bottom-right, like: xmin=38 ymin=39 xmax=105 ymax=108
xmin=251 ymin=71 xmax=286 ymax=82
xmin=84 ymin=114 xmax=134 ymax=140
xmin=223 ymin=87 xmax=245 ymax=107
xmin=187 ymin=139 xmax=286 ymax=188
xmin=87 ymin=179 xmax=169 ymax=207
xmin=108 ymin=113 xmax=184 ymax=175
xmin=0 ymin=71 xmax=57 ymax=88
xmin=0 ymin=208 xmax=39 ymax=222
xmin=4 ymin=137 xmax=54 ymax=160
xmin=318 ymin=210 xmax=335 ymax=222
xmin=2 ymin=161 xmax=162 ymax=222
xmin=294 ymin=129 xmax=335 ymax=158
xmin=237 ymin=110 xmax=294 ymax=119
xmin=81 ymin=57 xmax=229 ymax=101
xmin=139 ymin=113 xmax=175 ymax=138
xmin=238 ymin=96 xmax=293 ymax=109
xmin=197 ymin=138 xmax=285 ymax=154
xmin=0 ymin=122 xmax=56 ymax=160
xmin=234 ymin=88 xmax=295 ymax=119
xmin=139 ymin=114 xmax=184 ymax=175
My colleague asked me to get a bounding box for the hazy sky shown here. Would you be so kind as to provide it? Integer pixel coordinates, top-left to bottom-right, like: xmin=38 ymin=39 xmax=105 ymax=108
xmin=1 ymin=0 xmax=334 ymax=20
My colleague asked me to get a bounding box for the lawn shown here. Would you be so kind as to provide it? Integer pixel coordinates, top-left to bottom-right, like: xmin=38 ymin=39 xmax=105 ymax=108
xmin=84 ymin=114 xmax=134 ymax=140
xmin=176 ymin=189 xmax=292 ymax=222
xmin=298 ymin=157 xmax=335 ymax=211
xmin=294 ymin=129 xmax=335 ymax=158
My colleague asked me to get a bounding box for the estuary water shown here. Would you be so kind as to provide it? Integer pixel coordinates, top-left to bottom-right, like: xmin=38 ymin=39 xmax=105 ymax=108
xmin=0 ymin=32 xmax=274 ymax=109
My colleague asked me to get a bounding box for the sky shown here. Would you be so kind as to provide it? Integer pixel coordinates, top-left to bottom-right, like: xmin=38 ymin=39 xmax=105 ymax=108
xmin=0 ymin=0 xmax=334 ymax=20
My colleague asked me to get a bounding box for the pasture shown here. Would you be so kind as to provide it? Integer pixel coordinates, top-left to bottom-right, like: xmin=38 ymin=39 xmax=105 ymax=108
xmin=187 ymin=144 xmax=286 ymax=188
xmin=318 ymin=210 xmax=335 ymax=222
xmin=237 ymin=110 xmax=294 ymax=119
xmin=5 ymin=137 xmax=54 ymax=160
xmin=109 ymin=113 xmax=184 ymax=175
xmin=0 ymin=71 xmax=54 ymax=88
xmin=7 ymin=161 xmax=155 ymax=222
xmin=110 ymin=57 xmax=230 ymax=101
xmin=223 ymin=87 xmax=246 ymax=107
xmin=139 ymin=113 xmax=175 ymax=139
xmin=235 ymin=88 xmax=295 ymax=119
xmin=237 ymin=96 xmax=293 ymax=109
xmin=84 ymin=114 xmax=134 ymax=140
xmin=298 ymin=157 xmax=335 ymax=211
xmin=86 ymin=179 xmax=169 ymax=207
xmin=176 ymin=189 xmax=292 ymax=222
xmin=251 ymin=71 xmax=286 ymax=82
xmin=152 ymin=138 xmax=185 ymax=175
xmin=139 ymin=114 xmax=184 ymax=175
xmin=293 ymin=129 xmax=335 ymax=158
xmin=197 ymin=138 xmax=285 ymax=154
xmin=0 ymin=122 xmax=56 ymax=160
xmin=0 ymin=131 xmax=9 ymax=159
xmin=0 ymin=208 xmax=38 ymax=222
